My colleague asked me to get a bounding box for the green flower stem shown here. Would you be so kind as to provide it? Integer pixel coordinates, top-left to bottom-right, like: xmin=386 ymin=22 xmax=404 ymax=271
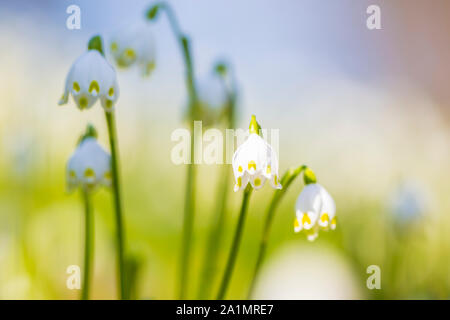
xmin=81 ymin=188 xmax=94 ymax=300
xmin=179 ymin=127 xmax=197 ymax=299
xmin=105 ymin=111 xmax=126 ymax=300
xmin=197 ymin=164 xmax=230 ymax=299
xmin=217 ymin=185 xmax=253 ymax=300
xmin=197 ymin=66 xmax=237 ymax=299
xmin=178 ymin=30 xmax=198 ymax=301
xmin=247 ymin=165 xmax=307 ymax=299
xmin=147 ymin=3 xmax=198 ymax=115
xmin=148 ymin=2 xmax=199 ymax=299
xmin=179 ymin=35 xmax=198 ymax=299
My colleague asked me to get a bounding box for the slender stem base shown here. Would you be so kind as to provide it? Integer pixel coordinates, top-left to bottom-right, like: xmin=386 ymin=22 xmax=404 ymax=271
xmin=247 ymin=194 xmax=279 ymax=299
xmin=217 ymin=186 xmax=252 ymax=300
xmin=155 ymin=3 xmax=199 ymax=299
xmin=178 ymin=122 xmax=197 ymax=299
xmin=105 ymin=111 xmax=126 ymax=300
xmin=81 ymin=189 xmax=94 ymax=300
xmin=247 ymin=166 xmax=306 ymax=299
xmin=197 ymin=165 xmax=230 ymax=299
xmin=197 ymin=68 xmax=235 ymax=299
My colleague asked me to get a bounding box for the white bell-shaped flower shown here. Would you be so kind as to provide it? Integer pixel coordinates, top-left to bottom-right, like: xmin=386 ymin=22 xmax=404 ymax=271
xmin=110 ymin=22 xmax=156 ymax=76
xmin=232 ymin=115 xmax=282 ymax=192
xmin=294 ymin=183 xmax=336 ymax=241
xmin=67 ymin=137 xmax=111 ymax=192
xmin=58 ymin=50 xmax=119 ymax=112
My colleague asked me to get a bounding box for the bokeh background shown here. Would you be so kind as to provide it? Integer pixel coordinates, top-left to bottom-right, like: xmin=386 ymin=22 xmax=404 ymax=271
xmin=0 ymin=0 xmax=449 ymax=299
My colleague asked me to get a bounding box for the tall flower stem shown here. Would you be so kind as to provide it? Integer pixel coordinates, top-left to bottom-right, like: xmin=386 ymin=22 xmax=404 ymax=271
xmin=147 ymin=2 xmax=199 ymax=299
xmin=247 ymin=166 xmax=307 ymax=299
xmin=197 ymin=164 xmax=230 ymax=299
xmin=178 ymin=38 xmax=198 ymax=298
xmin=217 ymin=185 xmax=252 ymax=299
xmin=179 ymin=127 xmax=197 ymax=299
xmin=105 ymin=111 xmax=126 ymax=300
xmin=81 ymin=188 xmax=94 ymax=300
xmin=197 ymin=65 xmax=237 ymax=299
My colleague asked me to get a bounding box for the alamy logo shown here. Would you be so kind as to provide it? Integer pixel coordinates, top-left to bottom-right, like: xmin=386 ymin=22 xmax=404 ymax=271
xmin=366 ymin=5 xmax=382 ymax=30
xmin=366 ymin=265 xmax=381 ymax=289
xmin=66 ymin=265 xmax=81 ymax=289
xmin=170 ymin=122 xmax=279 ymax=165
xmin=66 ymin=5 xmax=81 ymax=30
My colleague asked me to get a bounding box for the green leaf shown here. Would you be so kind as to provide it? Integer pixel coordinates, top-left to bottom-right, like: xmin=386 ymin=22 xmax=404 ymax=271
xmin=215 ymin=62 xmax=227 ymax=76
xmin=303 ymin=167 xmax=317 ymax=185
xmin=146 ymin=4 xmax=160 ymax=20
xmin=78 ymin=123 xmax=98 ymax=145
xmin=87 ymin=35 xmax=104 ymax=56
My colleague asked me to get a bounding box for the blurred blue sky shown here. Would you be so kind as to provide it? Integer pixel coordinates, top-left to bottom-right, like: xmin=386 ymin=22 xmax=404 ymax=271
xmin=1 ymin=0 xmax=449 ymax=121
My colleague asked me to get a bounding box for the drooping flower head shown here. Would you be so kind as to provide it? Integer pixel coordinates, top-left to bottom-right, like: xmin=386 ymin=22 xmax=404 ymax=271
xmin=58 ymin=36 xmax=119 ymax=112
xmin=232 ymin=115 xmax=282 ymax=192
xmin=67 ymin=126 xmax=111 ymax=192
xmin=294 ymin=169 xmax=336 ymax=241
xmin=109 ymin=22 xmax=156 ymax=76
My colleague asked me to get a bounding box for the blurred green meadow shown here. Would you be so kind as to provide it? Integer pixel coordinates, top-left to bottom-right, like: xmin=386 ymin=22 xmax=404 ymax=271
xmin=0 ymin=0 xmax=449 ymax=299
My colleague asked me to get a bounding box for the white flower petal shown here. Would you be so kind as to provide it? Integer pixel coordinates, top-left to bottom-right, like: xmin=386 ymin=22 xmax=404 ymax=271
xmin=66 ymin=137 xmax=111 ymax=191
xmin=232 ymin=132 xmax=281 ymax=192
xmin=249 ymin=175 xmax=266 ymax=190
xmin=294 ymin=216 xmax=302 ymax=233
xmin=294 ymin=183 xmax=336 ymax=239
xmin=234 ymin=172 xmax=250 ymax=192
xmin=110 ymin=22 xmax=156 ymax=76
xmin=59 ymin=50 xmax=119 ymax=111
xmin=296 ymin=184 xmax=322 ymax=216
xmin=306 ymin=226 xmax=319 ymax=242
xmin=318 ymin=186 xmax=336 ymax=229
